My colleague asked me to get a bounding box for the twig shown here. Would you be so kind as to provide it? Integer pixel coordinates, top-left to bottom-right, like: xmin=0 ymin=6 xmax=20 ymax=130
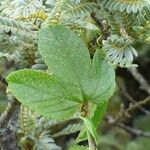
xmin=129 ymin=67 xmax=150 ymax=95
xmin=125 ymin=96 xmax=150 ymax=117
xmin=117 ymin=78 xmax=150 ymax=115
xmin=106 ymin=96 xmax=150 ymax=138
xmin=116 ymin=123 xmax=150 ymax=138
xmin=106 ymin=116 xmax=150 ymax=138
xmin=114 ymin=96 xmax=150 ymax=122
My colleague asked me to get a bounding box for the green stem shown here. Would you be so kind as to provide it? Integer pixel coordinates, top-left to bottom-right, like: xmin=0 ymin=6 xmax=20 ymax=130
xmin=87 ymin=130 xmax=97 ymax=150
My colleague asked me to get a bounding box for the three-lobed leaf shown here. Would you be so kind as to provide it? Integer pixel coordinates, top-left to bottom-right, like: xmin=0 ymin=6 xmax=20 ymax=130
xmin=7 ymin=25 xmax=116 ymax=121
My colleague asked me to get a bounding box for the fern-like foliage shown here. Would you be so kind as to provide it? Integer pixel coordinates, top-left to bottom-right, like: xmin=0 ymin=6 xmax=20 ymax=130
xmin=0 ymin=51 xmax=21 ymax=62
xmin=101 ymin=0 xmax=150 ymax=14
xmin=132 ymin=9 xmax=150 ymax=43
xmin=52 ymin=123 xmax=82 ymax=138
xmin=46 ymin=0 xmax=97 ymax=27
xmin=18 ymin=105 xmax=36 ymax=135
xmin=0 ymin=33 xmax=33 ymax=66
xmin=102 ymin=35 xmax=138 ymax=67
xmin=96 ymin=0 xmax=150 ymax=67
xmin=105 ymin=11 xmax=139 ymax=37
xmin=1 ymin=0 xmax=45 ymax=17
xmin=17 ymin=113 xmax=81 ymax=150
xmin=17 ymin=10 xmax=48 ymax=21
xmin=0 ymin=16 xmax=32 ymax=36
xmin=18 ymin=115 xmax=62 ymax=150
xmin=17 ymin=10 xmax=48 ymax=29
xmin=31 ymin=51 xmax=48 ymax=70
xmin=62 ymin=1 xmax=96 ymax=18
xmin=33 ymin=131 xmax=61 ymax=150
xmin=1 ymin=0 xmax=46 ymax=29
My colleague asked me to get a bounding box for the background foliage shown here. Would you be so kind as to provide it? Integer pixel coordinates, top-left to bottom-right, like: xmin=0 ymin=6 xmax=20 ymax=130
xmin=0 ymin=0 xmax=150 ymax=150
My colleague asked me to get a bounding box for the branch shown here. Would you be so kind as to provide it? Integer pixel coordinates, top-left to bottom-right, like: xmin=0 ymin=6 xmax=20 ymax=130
xmin=114 ymin=96 xmax=150 ymax=123
xmin=116 ymin=123 xmax=150 ymax=138
xmin=129 ymin=67 xmax=150 ymax=95
xmin=106 ymin=116 xmax=150 ymax=138
xmin=124 ymin=96 xmax=150 ymax=118
xmin=117 ymin=78 xmax=150 ymax=115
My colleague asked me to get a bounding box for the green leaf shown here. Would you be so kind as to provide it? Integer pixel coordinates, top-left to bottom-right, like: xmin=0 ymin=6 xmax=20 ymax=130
xmin=88 ymin=49 xmax=116 ymax=104
xmin=38 ymin=25 xmax=115 ymax=104
xmin=92 ymin=101 xmax=108 ymax=127
xmin=82 ymin=117 xmax=99 ymax=145
xmin=38 ymin=25 xmax=90 ymax=102
xmin=7 ymin=70 xmax=80 ymax=120
xmin=68 ymin=145 xmax=88 ymax=150
xmin=75 ymin=125 xmax=87 ymax=143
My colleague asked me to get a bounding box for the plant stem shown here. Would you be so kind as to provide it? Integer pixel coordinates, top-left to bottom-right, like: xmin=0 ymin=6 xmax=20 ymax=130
xmin=87 ymin=130 xmax=97 ymax=150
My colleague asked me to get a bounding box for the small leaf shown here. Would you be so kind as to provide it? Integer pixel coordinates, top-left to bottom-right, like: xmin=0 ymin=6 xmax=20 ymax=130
xmin=7 ymin=70 xmax=80 ymax=120
xmin=82 ymin=117 xmax=99 ymax=145
xmin=75 ymin=125 xmax=87 ymax=143
xmin=92 ymin=101 xmax=108 ymax=127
